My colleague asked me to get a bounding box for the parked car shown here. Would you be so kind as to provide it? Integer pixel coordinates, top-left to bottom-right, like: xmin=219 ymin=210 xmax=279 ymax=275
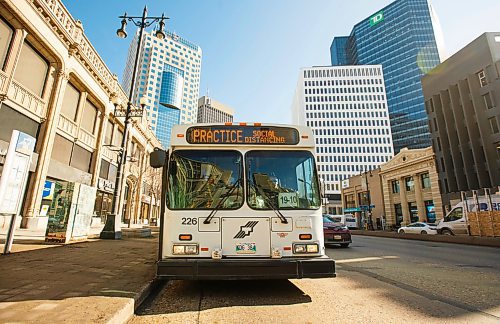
xmin=326 ymin=214 xmax=358 ymax=229
xmin=323 ymin=215 xmax=352 ymax=247
xmin=398 ymin=222 xmax=437 ymax=235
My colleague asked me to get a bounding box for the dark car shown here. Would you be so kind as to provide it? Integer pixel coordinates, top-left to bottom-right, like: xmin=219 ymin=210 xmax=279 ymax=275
xmin=323 ymin=215 xmax=352 ymax=248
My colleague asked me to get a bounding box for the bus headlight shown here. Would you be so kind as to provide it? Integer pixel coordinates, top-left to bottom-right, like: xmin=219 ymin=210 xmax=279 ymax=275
xmin=293 ymin=243 xmax=319 ymax=254
xmin=172 ymin=244 xmax=199 ymax=255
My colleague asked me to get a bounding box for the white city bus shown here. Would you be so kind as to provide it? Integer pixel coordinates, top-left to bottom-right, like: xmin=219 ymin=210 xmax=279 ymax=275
xmin=150 ymin=123 xmax=335 ymax=280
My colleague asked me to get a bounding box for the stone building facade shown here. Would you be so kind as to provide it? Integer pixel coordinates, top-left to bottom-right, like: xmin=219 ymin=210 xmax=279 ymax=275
xmin=342 ymin=147 xmax=444 ymax=228
xmin=0 ymin=0 xmax=161 ymax=232
xmin=379 ymin=147 xmax=443 ymax=227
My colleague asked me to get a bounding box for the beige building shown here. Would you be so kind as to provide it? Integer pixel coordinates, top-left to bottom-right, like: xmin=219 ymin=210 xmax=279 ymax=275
xmin=379 ymin=147 xmax=443 ymax=227
xmin=197 ymin=96 xmax=234 ymax=123
xmin=342 ymin=147 xmax=444 ymax=228
xmin=0 ymin=0 xmax=161 ymax=233
xmin=341 ymin=168 xmax=384 ymax=230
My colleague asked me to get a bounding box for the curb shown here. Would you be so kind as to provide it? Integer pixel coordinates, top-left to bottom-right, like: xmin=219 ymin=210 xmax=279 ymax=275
xmin=351 ymin=231 xmax=500 ymax=248
xmin=105 ymin=278 xmax=159 ymax=324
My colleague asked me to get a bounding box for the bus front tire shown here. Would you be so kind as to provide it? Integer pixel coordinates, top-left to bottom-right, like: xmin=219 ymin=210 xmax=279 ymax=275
xmin=442 ymin=229 xmax=454 ymax=236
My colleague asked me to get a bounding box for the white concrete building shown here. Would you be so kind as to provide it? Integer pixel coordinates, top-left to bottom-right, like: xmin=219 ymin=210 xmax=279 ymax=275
xmin=197 ymin=96 xmax=234 ymax=123
xmin=292 ymin=65 xmax=394 ymax=212
xmin=122 ymin=30 xmax=202 ymax=146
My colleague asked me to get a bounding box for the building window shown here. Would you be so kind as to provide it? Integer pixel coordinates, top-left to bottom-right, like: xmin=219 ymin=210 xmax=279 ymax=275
xmin=0 ymin=18 xmax=13 ymax=70
xmin=405 ymin=177 xmax=414 ymax=191
xmin=391 ymin=180 xmax=400 ymax=193
xmin=104 ymin=120 xmax=114 ymax=145
xmin=13 ymin=42 xmax=49 ymax=97
xmin=477 ymin=70 xmax=487 ymax=87
xmin=421 ymin=173 xmax=431 ymax=189
xmin=81 ymin=100 xmax=98 ymax=134
xmin=70 ymin=144 xmax=92 ymax=173
xmin=489 ymin=117 xmax=499 ymax=134
xmin=60 ymin=83 xmax=80 ymax=121
xmin=483 ymin=93 xmax=494 ymax=109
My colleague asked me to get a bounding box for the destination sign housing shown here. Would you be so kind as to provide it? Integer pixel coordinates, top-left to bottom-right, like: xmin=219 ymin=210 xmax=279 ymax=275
xmin=186 ymin=126 xmax=299 ymax=145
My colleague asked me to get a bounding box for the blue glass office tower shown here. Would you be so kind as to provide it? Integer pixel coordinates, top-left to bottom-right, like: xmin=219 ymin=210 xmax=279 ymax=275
xmin=330 ymin=0 xmax=443 ymax=152
xmin=155 ymin=64 xmax=183 ymax=147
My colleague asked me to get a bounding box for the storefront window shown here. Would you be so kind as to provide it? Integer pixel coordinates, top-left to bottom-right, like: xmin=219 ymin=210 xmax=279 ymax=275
xmin=394 ymin=203 xmax=403 ymax=226
xmin=425 ymin=200 xmax=435 ymax=223
xmin=408 ymin=202 xmax=418 ymax=222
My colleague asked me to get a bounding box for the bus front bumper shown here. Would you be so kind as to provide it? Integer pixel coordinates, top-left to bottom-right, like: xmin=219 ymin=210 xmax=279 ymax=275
xmin=156 ymin=256 xmax=335 ymax=280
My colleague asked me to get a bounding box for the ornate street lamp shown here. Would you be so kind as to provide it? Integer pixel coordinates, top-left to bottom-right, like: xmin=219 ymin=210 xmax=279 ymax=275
xmin=100 ymin=6 xmax=168 ymax=239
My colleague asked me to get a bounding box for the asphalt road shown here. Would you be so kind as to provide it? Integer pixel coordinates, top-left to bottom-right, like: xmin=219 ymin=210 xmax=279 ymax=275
xmin=131 ymin=236 xmax=500 ymax=323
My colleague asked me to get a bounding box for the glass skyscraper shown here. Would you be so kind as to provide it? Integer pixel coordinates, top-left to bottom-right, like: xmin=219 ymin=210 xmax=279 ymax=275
xmin=330 ymin=0 xmax=444 ymax=152
xmin=122 ymin=30 xmax=202 ymax=148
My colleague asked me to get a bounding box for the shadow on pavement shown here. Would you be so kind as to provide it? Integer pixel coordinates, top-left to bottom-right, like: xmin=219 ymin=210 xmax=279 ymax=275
xmin=137 ymin=279 xmax=312 ymax=316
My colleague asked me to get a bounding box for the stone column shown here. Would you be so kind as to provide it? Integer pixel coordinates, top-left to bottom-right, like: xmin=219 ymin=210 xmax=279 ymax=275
xmin=91 ymin=110 xmax=105 ymax=187
xmin=414 ymin=173 xmax=426 ymax=222
xmin=399 ymin=177 xmax=410 ymax=226
xmin=2 ymin=29 xmax=27 ymax=94
xmin=22 ymin=69 xmax=69 ymax=228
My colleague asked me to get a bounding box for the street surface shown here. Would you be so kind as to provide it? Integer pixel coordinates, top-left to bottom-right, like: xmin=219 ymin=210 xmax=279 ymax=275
xmin=131 ymin=236 xmax=500 ymax=323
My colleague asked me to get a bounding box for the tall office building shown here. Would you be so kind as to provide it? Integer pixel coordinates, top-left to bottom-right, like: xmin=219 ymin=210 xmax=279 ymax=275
xmin=122 ymin=30 xmax=202 ymax=147
xmin=197 ymin=96 xmax=234 ymax=123
xmin=422 ymin=32 xmax=500 ymax=206
xmin=292 ymin=65 xmax=394 ymax=212
xmin=330 ymin=0 xmax=445 ymax=153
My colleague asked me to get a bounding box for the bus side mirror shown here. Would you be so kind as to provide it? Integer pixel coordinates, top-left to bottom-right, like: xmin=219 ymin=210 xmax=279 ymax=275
xmin=150 ymin=148 xmax=168 ymax=168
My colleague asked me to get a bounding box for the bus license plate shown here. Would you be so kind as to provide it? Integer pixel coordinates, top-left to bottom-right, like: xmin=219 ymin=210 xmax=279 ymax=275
xmin=334 ymin=235 xmax=342 ymax=240
xmin=236 ymin=243 xmax=256 ymax=254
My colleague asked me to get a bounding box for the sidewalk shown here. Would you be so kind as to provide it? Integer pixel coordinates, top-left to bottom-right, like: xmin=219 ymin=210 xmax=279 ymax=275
xmin=0 ymin=235 xmax=158 ymax=323
xmin=352 ymin=230 xmax=500 ymax=247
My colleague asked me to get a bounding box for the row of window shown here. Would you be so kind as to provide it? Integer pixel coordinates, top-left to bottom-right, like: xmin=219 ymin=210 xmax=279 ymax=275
xmin=391 ymin=173 xmax=431 ymax=193
xmin=306 ymin=102 xmax=388 ymax=111
xmin=305 ymin=86 xmax=384 ymax=95
xmin=305 ymin=95 xmax=385 ymax=103
xmin=304 ymin=67 xmax=382 ymax=79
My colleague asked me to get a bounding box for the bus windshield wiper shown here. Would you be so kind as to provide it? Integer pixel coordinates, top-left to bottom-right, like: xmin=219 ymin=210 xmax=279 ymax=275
xmin=203 ymin=178 xmax=242 ymax=224
xmin=251 ymin=181 xmax=288 ymax=224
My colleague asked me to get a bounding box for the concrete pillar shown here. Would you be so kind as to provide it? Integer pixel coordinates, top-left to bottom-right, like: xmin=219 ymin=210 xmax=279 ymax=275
xmin=399 ymin=177 xmax=410 ymax=226
xmin=22 ymin=69 xmax=69 ymax=228
xmin=414 ymin=173 xmax=426 ymax=222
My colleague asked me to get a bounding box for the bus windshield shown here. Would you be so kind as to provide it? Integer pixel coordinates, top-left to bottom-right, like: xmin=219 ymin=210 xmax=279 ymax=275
xmin=167 ymin=150 xmax=244 ymax=210
xmin=246 ymin=150 xmax=320 ymax=210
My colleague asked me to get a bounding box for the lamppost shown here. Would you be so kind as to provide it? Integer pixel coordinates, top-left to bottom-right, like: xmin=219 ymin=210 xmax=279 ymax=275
xmin=100 ymin=6 xmax=168 ymax=239
xmin=361 ymin=167 xmax=373 ymax=231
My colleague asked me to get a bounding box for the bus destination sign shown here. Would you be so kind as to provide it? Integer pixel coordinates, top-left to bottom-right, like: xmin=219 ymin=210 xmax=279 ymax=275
xmin=186 ymin=126 xmax=300 ymax=145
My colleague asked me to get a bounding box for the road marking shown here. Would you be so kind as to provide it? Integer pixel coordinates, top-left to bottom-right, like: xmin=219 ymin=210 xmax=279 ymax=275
xmin=336 ymin=256 xmax=399 ymax=264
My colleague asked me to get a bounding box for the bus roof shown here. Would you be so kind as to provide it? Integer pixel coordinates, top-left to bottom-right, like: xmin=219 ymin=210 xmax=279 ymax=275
xmin=169 ymin=123 xmax=315 ymax=148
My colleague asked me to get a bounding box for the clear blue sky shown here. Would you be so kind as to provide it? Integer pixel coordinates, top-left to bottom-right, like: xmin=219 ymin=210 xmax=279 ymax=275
xmin=64 ymin=0 xmax=500 ymax=124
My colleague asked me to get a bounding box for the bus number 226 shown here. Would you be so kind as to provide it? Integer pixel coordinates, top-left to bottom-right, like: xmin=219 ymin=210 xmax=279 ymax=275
xmin=181 ymin=218 xmax=198 ymax=225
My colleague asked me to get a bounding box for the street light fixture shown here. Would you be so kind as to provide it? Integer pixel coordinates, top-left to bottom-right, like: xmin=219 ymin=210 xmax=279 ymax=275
xmin=100 ymin=6 xmax=169 ymax=240
xmin=361 ymin=167 xmax=373 ymax=231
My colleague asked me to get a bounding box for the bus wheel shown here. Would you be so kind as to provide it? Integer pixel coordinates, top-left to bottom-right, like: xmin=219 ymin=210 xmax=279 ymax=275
xmin=442 ymin=229 xmax=453 ymax=235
